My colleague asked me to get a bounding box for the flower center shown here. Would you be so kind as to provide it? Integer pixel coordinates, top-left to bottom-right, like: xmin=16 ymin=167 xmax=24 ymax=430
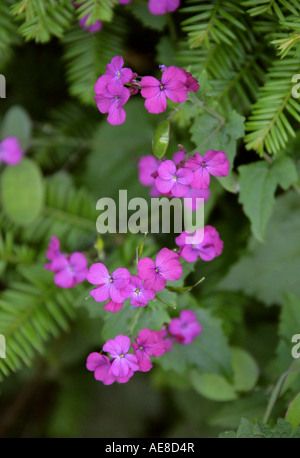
xmin=155 ymin=267 xmax=159 ymax=274
xmin=159 ymin=83 xmax=164 ymax=90
xmin=120 ymin=353 xmax=125 ymax=358
xmin=173 ymin=175 xmax=178 ymax=180
xmin=109 ymin=278 xmax=114 ymax=283
xmin=115 ymin=96 xmax=119 ymax=101
xmin=201 ymin=161 xmax=206 ymax=167
xmin=139 ymin=345 xmax=144 ymax=351
xmin=117 ymin=71 xmax=121 ymax=77
xmin=135 ymin=288 xmax=140 ymax=294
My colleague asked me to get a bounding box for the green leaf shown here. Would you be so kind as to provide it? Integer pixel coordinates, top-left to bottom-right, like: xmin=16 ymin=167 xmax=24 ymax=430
xmin=286 ymin=393 xmax=300 ymax=430
xmin=152 ymin=120 xmax=170 ymax=159
xmin=218 ymin=191 xmax=300 ymax=306
xmin=220 ymin=417 xmax=300 ymax=438
xmin=0 ymin=158 xmax=44 ymax=226
xmin=231 ymin=347 xmax=259 ymax=392
xmin=190 ymin=372 xmax=237 ymax=402
xmin=238 ymin=161 xmax=277 ymax=242
xmin=272 ymin=156 xmax=298 ymax=190
xmin=1 ymin=105 xmax=32 ymax=149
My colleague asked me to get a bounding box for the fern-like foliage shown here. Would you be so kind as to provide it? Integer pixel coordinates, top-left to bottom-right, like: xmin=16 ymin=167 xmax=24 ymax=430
xmin=242 ymin=0 xmax=300 ymax=18
xmin=0 ymin=265 xmax=87 ymax=383
xmin=11 ymin=0 xmax=74 ymax=43
xmin=0 ymin=0 xmax=21 ymax=69
xmin=0 ymin=232 xmax=36 ymax=277
xmin=62 ymin=16 xmax=127 ymax=104
xmin=180 ymin=0 xmax=247 ymax=49
xmin=74 ymin=0 xmax=118 ymax=23
xmin=177 ymin=29 xmax=269 ymax=113
xmin=245 ymin=55 xmax=300 ymax=155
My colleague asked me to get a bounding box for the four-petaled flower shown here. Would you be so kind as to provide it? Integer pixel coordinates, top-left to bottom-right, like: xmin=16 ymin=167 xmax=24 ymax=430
xmin=155 ymin=159 xmax=194 ymax=197
xmin=51 ymin=252 xmax=88 ymax=288
xmin=87 ymin=263 xmax=131 ymax=303
xmin=138 ymin=247 xmax=182 ymax=291
xmin=103 ymin=335 xmax=139 ymax=378
xmin=141 ymin=66 xmax=188 ymax=114
xmin=185 ymin=150 xmax=230 ymax=189
xmin=168 ymin=310 xmax=202 ymax=344
xmin=175 ymin=226 xmax=223 ymax=262
xmin=132 ymin=329 xmax=166 ymax=372
xmin=122 ymin=276 xmax=155 ymax=307
xmin=94 ymin=74 xmax=131 ymax=125
xmin=148 ymin=0 xmax=180 ymax=15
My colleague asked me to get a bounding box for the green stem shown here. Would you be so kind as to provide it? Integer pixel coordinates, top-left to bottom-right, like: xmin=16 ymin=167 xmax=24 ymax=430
xmin=263 ymin=360 xmax=300 ymax=424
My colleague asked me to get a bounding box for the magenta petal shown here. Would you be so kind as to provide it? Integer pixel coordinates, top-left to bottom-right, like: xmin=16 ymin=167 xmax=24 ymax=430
xmin=90 ymin=284 xmax=110 ymax=302
xmin=203 ymin=150 xmax=230 ymax=177
xmin=103 ymin=300 xmax=124 ymax=313
xmin=1 ymin=137 xmax=24 ymax=165
xmin=69 ymin=252 xmax=88 ymax=270
xmin=51 ymin=255 xmax=69 ymax=272
xmin=137 ymin=257 xmax=155 ymax=280
xmin=112 ymin=268 xmax=131 ymax=289
xmin=107 ymin=105 xmax=126 ymax=125
xmin=191 ymin=167 xmax=210 ymax=190
xmin=144 ymin=274 xmax=166 ymax=291
xmin=181 ymin=245 xmax=199 ymax=262
xmin=157 ymin=160 xmax=176 ymax=180
xmin=144 ymin=91 xmax=167 ymax=114
xmin=54 ymin=270 xmax=74 ymax=288
xmin=87 ymin=263 xmax=110 ymax=285
xmin=155 ymin=176 xmax=175 ymax=194
xmin=171 ymin=181 xmax=189 ymax=198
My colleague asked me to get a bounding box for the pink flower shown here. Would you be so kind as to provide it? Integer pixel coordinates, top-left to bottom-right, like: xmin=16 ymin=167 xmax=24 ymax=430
xmin=132 ymin=329 xmax=166 ymax=372
xmin=51 ymin=252 xmax=88 ymax=288
xmin=182 ymin=70 xmax=199 ymax=93
xmin=175 ymin=226 xmax=223 ymax=262
xmin=155 ymin=160 xmax=194 ymax=197
xmin=105 ymin=56 xmax=133 ymax=91
xmin=157 ymin=326 xmax=173 ymax=352
xmin=122 ymin=276 xmax=155 ymax=307
xmin=79 ymin=14 xmax=102 ymax=33
xmin=148 ymin=0 xmax=180 ymax=15
xmin=86 ymin=352 xmax=134 ymax=384
xmin=86 ymin=353 xmax=115 ymax=385
xmin=94 ymin=74 xmax=130 ymax=125
xmin=87 ymin=263 xmax=131 ymax=303
xmin=141 ymin=66 xmax=187 ymax=114
xmin=168 ymin=310 xmax=202 ymax=344
xmin=44 ymin=236 xmax=63 ymax=270
xmin=103 ymin=335 xmax=139 ymax=378
xmin=0 ymin=137 xmax=23 ymax=166
xmin=185 ymin=150 xmax=230 ymax=189
xmin=137 ymin=247 xmax=182 ymax=291
xmin=138 ymin=155 xmax=161 ymax=196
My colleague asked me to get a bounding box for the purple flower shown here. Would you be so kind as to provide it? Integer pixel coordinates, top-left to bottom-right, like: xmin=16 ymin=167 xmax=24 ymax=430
xmin=182 ymin=70 xmax=199 ymax=93
xmin=105 ymin=56 xmax=133 ymax=91
xmin=137 ymin=247 xmax=182 ymax=292
xmin=155 ymin=160 xmax=194 ymax=197
xmin=122 ymin=276 xmax=155 ymax=307
xmin=168 ymin=310 xmax=202 ymax=344
xmin=138 ymin=155 xmax=161 ymax=196
xmin=79 ymin=14 xmax=102 ymax=33
xmin=51 ymin=252 xmax=88 ymax=288
xmin=175 ymin=225 xmax=224 ymax=262
xmin=103 ymin=335 xmax=139 ymax=378
xmin=185 ymin=150 xmax=230 ymax=189
xmin=86 ymin=353 xmax=115 ymax=385
xmin=0 ymin=137 xmax=23 ymax=166
xmin=148 ymin=0 xmax=180 ymax=15
xmin=87 ymin=263 xmax=131 ymax=303
xmin=132 ymin=329 xmax=166 ymax=372
xmin=141 ymin=66 xmax=187 ymax=114
xmin=157 ymin=326 xmax=173 ymax=352
xmin=94 ymin=74 xmax=131 ymax=125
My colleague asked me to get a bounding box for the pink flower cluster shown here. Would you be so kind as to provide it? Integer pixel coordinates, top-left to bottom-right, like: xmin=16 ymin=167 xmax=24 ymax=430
xmin=138 ymin=149 xmax=229 ymax=200
xmin=87 ymin=309 xmax=201 ymax=385
xmin=175 ymin=226 xmax=224 ymax=263
xmin=94 ymin=56 xmax=199 ymax=125
xmin=44 ymin=236 xmax=88 ymax=288
xmin=87 ymin=247 xmax=182 ymax=312
xmin=0 ymin=137 xmax=23 ymax=166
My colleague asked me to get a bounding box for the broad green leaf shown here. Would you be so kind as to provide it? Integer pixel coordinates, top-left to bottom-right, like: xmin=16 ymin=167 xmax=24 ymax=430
xmin=0 ymin=158 xmax=44 ymax=226
xmin=1 ymin=105 xmax=32 ymax=149
xmin=231 ymin=347 xmax=259 ymax=392
xmin=220 ymin=418 xmax=300 ymax=438
xmin=190 ymin=372 xmax=237 ymax=401
xmin=272 ymin=156 xmax=298 ymax=190
xmin=218 ymin=192 xmax=300 ymax=306
xmin=286 ymin=393 xmax=300 ymax=430
xmin=152 ymin=120 xmax=170 ymax=159
xmin=238 ymin=161 xmax=277 ymax=242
